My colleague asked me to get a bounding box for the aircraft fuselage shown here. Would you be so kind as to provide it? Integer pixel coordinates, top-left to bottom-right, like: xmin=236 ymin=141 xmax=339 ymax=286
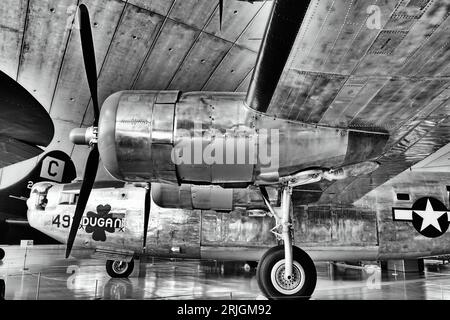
xmin=26 ymin=171 xmax=450 ymax=262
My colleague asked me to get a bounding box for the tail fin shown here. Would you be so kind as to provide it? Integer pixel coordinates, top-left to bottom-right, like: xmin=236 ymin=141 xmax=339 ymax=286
xmin=0 ymin=150 xmax=76 ymax=219
xmin=5 ymin=150 xmax=76 ymax=192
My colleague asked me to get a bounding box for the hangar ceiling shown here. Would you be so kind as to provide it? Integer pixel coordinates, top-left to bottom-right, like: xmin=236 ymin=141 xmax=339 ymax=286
xmin=0 ymin=0 xmax=272 ymax=184
xmin=1 ymin=0 xmax=449 ymax=201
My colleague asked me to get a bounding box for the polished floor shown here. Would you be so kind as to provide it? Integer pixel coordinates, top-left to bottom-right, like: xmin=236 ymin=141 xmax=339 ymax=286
xmin=1 ymin=245 xmax=450 ymax=300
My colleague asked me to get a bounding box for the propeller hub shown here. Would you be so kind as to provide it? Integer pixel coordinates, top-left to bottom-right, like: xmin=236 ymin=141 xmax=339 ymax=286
xmin=69 ymin=126 xmax=98 ymax=146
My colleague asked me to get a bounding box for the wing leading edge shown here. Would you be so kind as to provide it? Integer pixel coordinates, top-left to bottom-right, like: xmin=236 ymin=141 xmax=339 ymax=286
xmin=245 ymin=0 xmax=312 ymax=112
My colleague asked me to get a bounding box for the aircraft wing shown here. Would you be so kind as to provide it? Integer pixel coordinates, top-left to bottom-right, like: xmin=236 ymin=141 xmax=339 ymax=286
xmin=0 ymin=70 xmax=54 ymax=168
xmin=246 ymin=0 xmax=450 ymax=205
xmin=0 ymin=136 xmax=44 ymax=168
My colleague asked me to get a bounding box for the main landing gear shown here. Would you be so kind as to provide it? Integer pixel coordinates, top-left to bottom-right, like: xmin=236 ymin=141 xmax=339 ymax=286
xmin=106 ymin=259 xmax=134 ymax=278
xmin=0 ymin=248 xmax=5 ymax=261
xmin=257 ymin=245 xmax=316 ymax=299
xmin=259 ymin=185 xmax=317 ymax=300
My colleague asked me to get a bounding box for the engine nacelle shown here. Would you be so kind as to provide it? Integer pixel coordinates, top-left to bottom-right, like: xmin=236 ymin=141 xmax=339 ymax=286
xmin=98 ymin=90 xmax=388 ymax=186
xmin=99 ymin=90 xmax=260 ymax=185
xmin=99 ymin=90 xmax=179 ymax=184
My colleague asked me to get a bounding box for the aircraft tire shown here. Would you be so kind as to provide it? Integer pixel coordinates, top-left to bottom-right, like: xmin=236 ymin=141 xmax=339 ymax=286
xmin=0 ymin=248 xmax=4 ymax=261
xmin=256 ymin=245 xmax=316 ymax=300
xmin=106 ymin=259 xmax=134 ymax=278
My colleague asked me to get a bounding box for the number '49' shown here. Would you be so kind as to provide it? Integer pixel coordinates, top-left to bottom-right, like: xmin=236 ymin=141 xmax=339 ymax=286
xmin=52 ymin=215 xmax=61 ymax=227
xmin=52 ymin=215 xmax=70 ymax=228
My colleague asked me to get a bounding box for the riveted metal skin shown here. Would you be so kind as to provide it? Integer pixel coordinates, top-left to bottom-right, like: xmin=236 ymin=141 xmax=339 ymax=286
xmin=27 ymin=182 xmax=146 ymax=256
xmin=98 ymin=90 xmax=388 ymax=186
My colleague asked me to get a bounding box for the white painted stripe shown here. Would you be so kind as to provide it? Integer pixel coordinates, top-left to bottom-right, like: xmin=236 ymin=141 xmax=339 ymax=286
xmin=393 ymin=209 xmax=413 ymax=221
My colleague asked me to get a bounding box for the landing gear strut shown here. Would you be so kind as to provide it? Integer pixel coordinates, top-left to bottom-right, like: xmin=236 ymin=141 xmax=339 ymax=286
xmin=281 ymin=187 xmax=293 ymax=278
xmin=258 ymin=185 xmax=317 ymax=299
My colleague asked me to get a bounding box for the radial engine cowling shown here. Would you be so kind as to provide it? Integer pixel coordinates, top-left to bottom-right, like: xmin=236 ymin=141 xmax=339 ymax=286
xmin=98 ymin=90 xmax=180 ymax=184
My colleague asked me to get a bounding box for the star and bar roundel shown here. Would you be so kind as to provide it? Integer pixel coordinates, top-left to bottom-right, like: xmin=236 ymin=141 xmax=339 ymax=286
xmin=393 ymin=197 xmax=450 ymax=238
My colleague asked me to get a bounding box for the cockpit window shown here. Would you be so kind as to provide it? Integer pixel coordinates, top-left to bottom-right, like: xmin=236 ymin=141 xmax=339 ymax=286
xmin=29 ymin=183 xmax=54 ymax=211
xmin=31 ymin=188 xmax=49 ymax=210
xmin=59 ymin=192 xmax=79 ymax=205
xmin=38 ymin=194 xmax=48 ymax=209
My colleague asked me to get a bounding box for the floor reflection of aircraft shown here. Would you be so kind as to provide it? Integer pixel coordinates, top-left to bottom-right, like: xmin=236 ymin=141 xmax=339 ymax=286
xmin=103 ymin=278 xmax=134 ymax=300
xmin=23 ymin=0 xmax=450 ymax=300
xmin=0 ymin=278 xmax=4 ymax=300
xmin=66 ymin=259 xmax=256 ymax=300
xmin=0 ymin=151 xmax=76 ymax=260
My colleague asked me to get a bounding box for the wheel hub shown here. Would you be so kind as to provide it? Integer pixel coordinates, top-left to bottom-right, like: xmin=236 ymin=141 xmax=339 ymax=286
xmin=270 ymin=259 xmax=306 ymax=295
xmin=112 ymin=261 xmax=128 ymax=274
xmin=275 ymin=265 xmax=301 ymax=290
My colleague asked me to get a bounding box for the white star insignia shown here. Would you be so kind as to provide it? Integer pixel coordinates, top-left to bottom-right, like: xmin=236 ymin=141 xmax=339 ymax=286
xmin=414 ymin=199 xmax=447 ymax=232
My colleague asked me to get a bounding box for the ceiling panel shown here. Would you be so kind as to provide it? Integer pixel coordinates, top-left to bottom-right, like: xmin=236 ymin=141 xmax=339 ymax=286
xmin=17 ymin=0 xmax=78 ymax=111
xmin=50 ymin=0 xmax=125 ymax=124
xmin=235 ymin=69 xmax=252 ymax=92
xmin=0 ymin=0 xmax=28 ymax=79
xmin=204 ymin=0 xmax=265 ymax=43
xmin=83 ymin=3 xmax=165 ymax=125
xmin=203 ymin=45 xmax=257 ymax=91
xmin=167 ymin=32 xmax=232 ymax=91
xmin=127 ymin=0 xmax=175 ymax=16
xmin=235 ymin=1 xmax=272 ymax=52
xmin=169 ymin=0 xmax=218 ymax=29
xmin=45 ymin=118 xmax=79 ymax=155
xmin=70 ymin=144 xmax=90 ymax=177
xmin=133 ymin=19 xmax=200 ymax=90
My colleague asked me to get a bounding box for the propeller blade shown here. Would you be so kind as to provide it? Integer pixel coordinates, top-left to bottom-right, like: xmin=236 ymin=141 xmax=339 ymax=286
xmin=219 ymin=0 xmax=223 ymax=31
xmin=78 ymin=4 xmax=99 ymax=126
xmin=65 ymin=145 xmax=99 ymax=258
xmin=142 ymin=188 xmax=150 ymax=250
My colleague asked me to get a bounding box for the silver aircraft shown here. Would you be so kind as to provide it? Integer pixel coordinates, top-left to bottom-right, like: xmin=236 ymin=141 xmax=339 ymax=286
xmin=27 ymin=169 xmax=450 ymax=299
xmin=25 ymin=0 xmax=450 ymax=299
